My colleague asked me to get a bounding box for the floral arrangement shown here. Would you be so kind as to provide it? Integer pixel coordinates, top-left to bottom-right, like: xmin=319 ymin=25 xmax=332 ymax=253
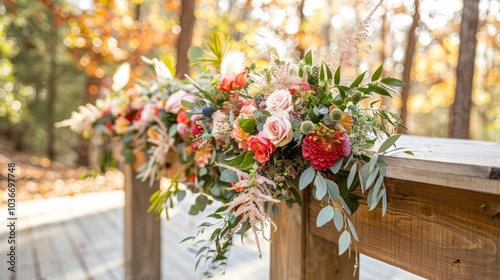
xmin=60 ymin=2 xmax=410 ymax=276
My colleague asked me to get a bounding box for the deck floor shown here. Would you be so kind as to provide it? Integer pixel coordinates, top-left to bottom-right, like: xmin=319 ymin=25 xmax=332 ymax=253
xmin=0 ymin=191 xmax=423 ymax=280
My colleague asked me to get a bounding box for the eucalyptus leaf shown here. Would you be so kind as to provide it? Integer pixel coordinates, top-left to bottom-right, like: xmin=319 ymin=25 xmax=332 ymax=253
xmin=369 ymin=154 xmax=379 ymax=172
xmin=347 ymin=219 xmax=359 ymax=241
xmin=220 ymin=168 xmax=238 ymax=183
xmin=333 ymin=209 xmax=344 ymax=231
xmin=299 ymin=167 xmax=316 ymax=190
xmin=329 ymin=158 xmax=344 ymax=174
xmin=316 ymin=206 xmax=334 ymax=227
xmin=326 ymin=179 xmax=340 ymax=199
xmin=359 ymin=163 xmax=370 ymax=193
xmin=347 ymin=164 xmax=357 ymax=189
xmin=378 ymin=134 xmax=401 ymax=153
xmin=314 ymin=175 xmax=327 ymax=199
xmin=338 ymin=231 xmax=351 ymax=255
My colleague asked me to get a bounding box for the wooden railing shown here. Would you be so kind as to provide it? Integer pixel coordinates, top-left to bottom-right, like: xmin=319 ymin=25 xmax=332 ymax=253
xmin=271 ymin=135 xmax=500 ymax=280
xmin=123 ymin=136 xmax=500 ymax=279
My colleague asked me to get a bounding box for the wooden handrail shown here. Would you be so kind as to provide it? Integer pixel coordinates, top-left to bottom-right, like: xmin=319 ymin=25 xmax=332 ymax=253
xmin=273 ymin=136 xmax=500 ymax=280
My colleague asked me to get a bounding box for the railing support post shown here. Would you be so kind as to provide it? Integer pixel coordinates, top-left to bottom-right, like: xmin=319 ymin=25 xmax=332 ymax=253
xmin=123 ymin=165 xmax=161 ymax=280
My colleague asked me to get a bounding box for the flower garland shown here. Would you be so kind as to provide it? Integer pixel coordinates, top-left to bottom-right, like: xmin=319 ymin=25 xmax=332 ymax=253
xmin=60 ymin=2 xmax=411 ymax=276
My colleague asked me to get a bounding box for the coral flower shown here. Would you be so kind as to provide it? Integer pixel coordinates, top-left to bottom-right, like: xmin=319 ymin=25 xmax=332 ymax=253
xmin=232 ymin=119 xmax=251 ymax=151
xmin=247 ymin=132 xmax=276 ymax=164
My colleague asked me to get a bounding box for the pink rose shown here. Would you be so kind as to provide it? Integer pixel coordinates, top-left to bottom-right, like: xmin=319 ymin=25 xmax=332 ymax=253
xmin=263 ymin=111 xmax=293 ymax=147
xmin=164 ymin=90 xmax=195 ymax=114
xmin=265 ymin=89 xmax=293 ymax=113
xmin=247 ymin=132 xmax=276 ymax=164
xmin=239 ymin=101 xmax=258 ymax=118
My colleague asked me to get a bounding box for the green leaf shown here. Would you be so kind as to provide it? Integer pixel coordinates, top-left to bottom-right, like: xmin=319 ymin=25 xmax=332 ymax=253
xmin=316 ymin=206 xmax=334 ymax=227
xmin=347 ymin=219 xmax=359 ymax=241
xmin=326 ymin=179 xmax=340 ymax=199
xmin=220 ymin=168 xmax=238 ymax=182
xmin=121 ymin=148 xmax=136 ymax=165
xmin=404 ymin=150 xmax=414 ymax=156
xmin=347 ymin=164 xmax=357 ymax=189
xmin=382 ymin=189 xmax=387 ymax=217
xmin=195 ymin=194 xmax=209 ymax=211
xmin=338 ymin=231 xmax=351 ymax=255
xmin=329 ymin=158 xmax=344 ymax=174
xmin=333 ymin=209 xmax=344 ymax=231
xmin=371 ymin=63 xmax=384 ymax=81
xmin=181 ymin=99 xmax=193 ymax=108
xmin=314 ymin=175 xmax=327 ymax=199
xmin=324 ymin=62 xmax=333 ymax=80
xmin=368 ymin=84 xmax=392 ymax=97
xmin=359 ymin=163 xmax=370 ymax=193
xmin=350 ymin=71 xmax=367 ymax=89
xmin=369 ymin=154 xmax=379 ymax=173
xmin=177 ymin=190 xmax=187 ymax=201
xmin=299 ymin=167 xmax=316 ymax=190
xmin=239 ymin=152 xmax=256 ymax=171
xmin=365 ymin=167 xmax=379 ymax=191
xmin=239 ymin=221 xmax=251 ymax=244
xmin=380 ymin=77 xmax=409 ymax=87
xmin=334 ymin=66 xmax=341 ymax=85
xmin=180 ymin=236 xmax=196 ymax=243
xmin=304 ymin=50 xmax=313 ymax=65
xmin=309 ymin=95 xmax=319 ymax=106
xmin=378 ymin=134 xmax=401 ymax=153
xmin=238 ymin=118 xmax=256 ymax=133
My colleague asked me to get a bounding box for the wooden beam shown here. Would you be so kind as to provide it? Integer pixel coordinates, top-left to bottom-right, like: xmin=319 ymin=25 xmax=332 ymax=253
xmin=309 ymin=178 xmax=500 ymax=279
xmin=124 ymin=165 xmax=161 ymax=280
xmin=271 ymin=191 xmax=357 ymax=280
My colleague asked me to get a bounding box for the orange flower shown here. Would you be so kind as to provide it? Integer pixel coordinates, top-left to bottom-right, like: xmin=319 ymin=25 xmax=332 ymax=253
xmin=232 ymin=119 xmax=251 ymax=151
xmin=340 ymin=112 xmax=354 ymax=131
xmin=218 ymin=71 xmax=247 ymax=92
xmin=195 ymin=142 xmax=212 ymax=168
xmin=176 ymin=109 xmax=190 ymax=124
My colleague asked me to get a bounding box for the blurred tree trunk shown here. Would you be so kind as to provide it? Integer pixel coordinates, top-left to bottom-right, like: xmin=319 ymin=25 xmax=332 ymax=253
xmin=76 ymin=76 xmax=99 ymax=166
xmin=296 ymin=0 xmax=306 ymax=58
xmin=448 ymin=0 xmax=480 ymax=139
xmin=398 ymin=0 xmax=420 ymax=134
xmin=46 ymin=52 xmax=57 ymax=160
xmin=176 ymin=0 xmax=195 ymax=78
xmin=380 ymin=11 xmax=390 ymax=109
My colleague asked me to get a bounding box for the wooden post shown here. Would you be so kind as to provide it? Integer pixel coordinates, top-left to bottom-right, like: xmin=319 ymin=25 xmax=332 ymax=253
xmin=123 ymin=165 xmax=161 ymax=280
xmin=270 ymin=191 xmax=357 ymax=280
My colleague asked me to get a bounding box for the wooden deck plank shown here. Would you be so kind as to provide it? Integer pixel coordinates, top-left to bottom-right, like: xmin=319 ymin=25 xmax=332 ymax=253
xmin=49 ymin=220 xmax=89 ymax=280
xmin=31 ymin=224 xmax=64 ymax=280
xmin=89 ymin=209 xmax=125 ymax=279
xmin=16 ymin=227 xmax=38 ymax=280
xmin=65 ymin=219 xmax=115 ymax=280
xmin=77 ymin=213 xmax=122 ymax=280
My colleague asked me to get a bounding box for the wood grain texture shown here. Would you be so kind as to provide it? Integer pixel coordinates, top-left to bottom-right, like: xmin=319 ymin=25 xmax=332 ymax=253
xmin=381 ymin=135 xmax=500 ymax=180
xmin=271 ymin=191 xmax=357 ymax=280
xmin=124 ymin=165 xmax=161 ymax=280
xmin=270 ymin=199 xmax=305 ymax=280
xmin=309 ymin=178 xmax=500 ymax=280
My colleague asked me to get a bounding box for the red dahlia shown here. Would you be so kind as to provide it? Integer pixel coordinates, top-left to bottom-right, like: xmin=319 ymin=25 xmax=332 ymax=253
xmin=302 ymin=125 xmax=351 ymax=171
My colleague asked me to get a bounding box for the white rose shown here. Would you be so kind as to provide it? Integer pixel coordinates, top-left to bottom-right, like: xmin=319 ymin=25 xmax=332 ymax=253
xmin=263 ymin=110 xmax=293 ymax=147
xmin=265 ymin=89 xmax=293 ymax=113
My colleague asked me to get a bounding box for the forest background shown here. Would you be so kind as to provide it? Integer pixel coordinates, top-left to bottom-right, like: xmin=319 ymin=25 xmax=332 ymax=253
xmin=1 ymin=0 xmax=499 ymax=167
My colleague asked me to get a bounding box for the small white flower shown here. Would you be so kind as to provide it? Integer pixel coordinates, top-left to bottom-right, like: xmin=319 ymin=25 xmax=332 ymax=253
xmin=255 ymin=27 xmax=287 ymax=61
xmin=221 ymin=51 xmax=247 ymax=78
